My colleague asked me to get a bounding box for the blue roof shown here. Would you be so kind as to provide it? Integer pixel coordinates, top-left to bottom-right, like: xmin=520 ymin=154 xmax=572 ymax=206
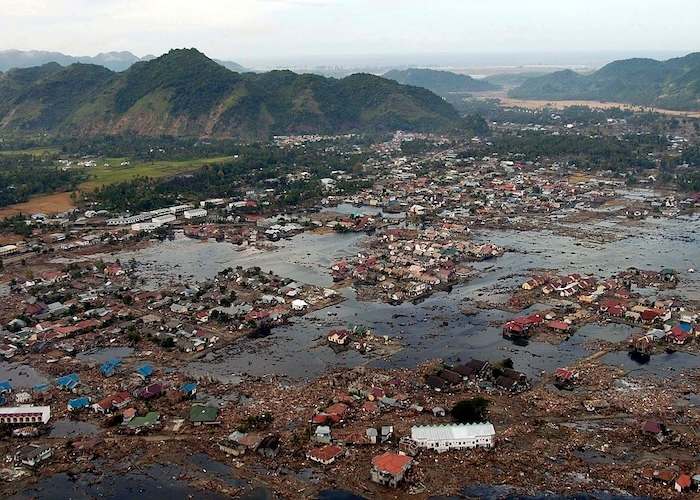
xmin=68 ymin=396 xmax=91 ymax=409
xmin=56 ymin=373 xmax=80 ymax=389
xmin=0 ymin=380 xmax=12 ymax=393
xmin=677 ymin=322 xmax=693 ymax=333
xmin=33 ymin=383 xmax=51 ymax=393
xmin=136 ymin=364 xmax=154 ymax=378
xmin=180 ymin=382 xmax=197 ymax=393
xmin=100 ymin=358 xmax=122 ymax=376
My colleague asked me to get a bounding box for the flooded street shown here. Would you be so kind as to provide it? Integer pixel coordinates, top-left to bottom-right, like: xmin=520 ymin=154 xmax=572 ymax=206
xmin=116 ymin=207 xmax=700 ymax=381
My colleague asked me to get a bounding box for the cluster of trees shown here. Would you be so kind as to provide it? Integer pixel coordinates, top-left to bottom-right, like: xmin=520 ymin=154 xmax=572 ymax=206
xmin=0 ymin=153 xmax=85 ymax=207
xmin=91 ymin=142 xmax=370 ymax=212
xmin=462 ymin=131 xmax=663 ymax=172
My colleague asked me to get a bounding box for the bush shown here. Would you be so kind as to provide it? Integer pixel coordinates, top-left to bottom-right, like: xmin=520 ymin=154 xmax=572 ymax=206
xmin=451 ymin=397 xmax=490 ymax=424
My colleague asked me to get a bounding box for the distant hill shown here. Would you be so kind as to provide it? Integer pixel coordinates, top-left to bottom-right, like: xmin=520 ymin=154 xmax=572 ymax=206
xmin=509 ymin=52 xmax=700 ymax=110
xmin=0 ymin=49 xmax=247 ymax=73
xmin=0 ymin=49 xmax=464 ymax=139
xmin=484 ymin=72 xmax=555 ymax=88
xmin=383 ymin=68 xmax=498 ymax=95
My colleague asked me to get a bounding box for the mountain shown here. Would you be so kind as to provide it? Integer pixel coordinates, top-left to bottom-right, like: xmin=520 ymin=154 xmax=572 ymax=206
xmin=0 ymin=49 xmax=464 ymax=139
xmin=0 ymin=49 xmax=247 ymax=73
xmin=509 ymin=52 xmax=700 ymax=110
xmin=484 ymin=72 xmax=555 ymax=89
xmin=383 ymin=68 xmax=498 ymax=95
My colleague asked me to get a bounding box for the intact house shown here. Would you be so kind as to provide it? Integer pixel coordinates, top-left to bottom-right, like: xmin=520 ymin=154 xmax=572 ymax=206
xmin=370 ymin=452 xmax=413 ymax=488
xmin=410 ymin=423 xmax=495 ymax=452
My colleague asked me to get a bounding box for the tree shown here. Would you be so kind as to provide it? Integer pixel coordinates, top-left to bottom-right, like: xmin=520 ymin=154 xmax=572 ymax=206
xmin=451 ymin=397 xmax=490 ymax=424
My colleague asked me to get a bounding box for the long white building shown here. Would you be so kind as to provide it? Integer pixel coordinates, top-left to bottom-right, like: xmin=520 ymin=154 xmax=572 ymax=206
xmin=410 ymin=423 xmax=495 ymax=451
xmin=0 ymin=406 xmax=52 ymax=425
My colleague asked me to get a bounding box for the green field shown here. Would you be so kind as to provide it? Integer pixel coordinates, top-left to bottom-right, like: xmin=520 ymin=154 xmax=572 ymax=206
xmin=0 ymin=147 xmax=61 ymax=156
xmin=80 ymin=156 xmax=235 ymax=190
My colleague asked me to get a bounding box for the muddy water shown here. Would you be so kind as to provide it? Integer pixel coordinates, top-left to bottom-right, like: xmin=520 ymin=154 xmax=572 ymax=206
xmin=0 ymin=361 xmax=49 ymax=389
xmin=117 ymin=212 xmax=699 ymax=381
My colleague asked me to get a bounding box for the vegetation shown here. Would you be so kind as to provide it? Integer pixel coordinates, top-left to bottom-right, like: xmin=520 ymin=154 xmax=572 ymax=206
xmin=451 ymin=397 xmax=490 ymax=424
xmin=383 ymin=68 xmax=498 ymax=96
xmin=0 ymin=49 xmax=465 ymax=139
xmin=0 ymin=153 xmax=85 ymax=207
xmin=510 ymin=52 xmax=700 ymax=110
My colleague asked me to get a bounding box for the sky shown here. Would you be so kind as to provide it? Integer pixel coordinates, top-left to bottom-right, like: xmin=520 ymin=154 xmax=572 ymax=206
xmin=1 ymin=0 xmax=699 ymax=68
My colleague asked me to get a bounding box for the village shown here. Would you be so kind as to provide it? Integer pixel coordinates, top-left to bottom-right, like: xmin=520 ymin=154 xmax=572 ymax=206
xmin=0 ymin=123 xmax=699 ymax=498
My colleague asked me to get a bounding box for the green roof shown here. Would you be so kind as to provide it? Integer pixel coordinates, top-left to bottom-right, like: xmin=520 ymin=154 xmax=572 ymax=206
xmin=128 ymin=411 xmax=160 ymax=428
xmin=190 ymin=404 xmax=219 ymax=423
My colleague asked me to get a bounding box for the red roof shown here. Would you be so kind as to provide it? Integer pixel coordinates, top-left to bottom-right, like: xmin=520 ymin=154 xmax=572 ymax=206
xmin=675 ymin=474 xmax=692 ymax=489
xmin=546 ymin=320 xmax=570 ymax=331
xmin=372 ymin=452 xmax=412 ymax=475
xmin=308 ymin=445 xmax=343 ymax=463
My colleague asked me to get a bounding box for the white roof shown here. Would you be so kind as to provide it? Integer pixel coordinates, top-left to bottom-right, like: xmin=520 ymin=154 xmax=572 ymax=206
xmin=411 ymin=423 xmax=495 ymax=442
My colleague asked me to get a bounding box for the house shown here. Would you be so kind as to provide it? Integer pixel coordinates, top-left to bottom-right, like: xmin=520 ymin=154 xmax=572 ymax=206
xmin=641 ymin=419 xmax=666 ymax=442
xmin=370 ymin=452 xmax=413 ymax=488
xmin=100 ymin=358 xmax=122 ymax=377
xmin=327 ymin=329 xmax=350 ymax=345
xmin=15 ymin=444 xmax=53 ymax=467
xmin=218 ymin=431 xmax=264 ymax=456
xmin=425 ymin=374 xmax=447 ymax=391
xmin=56 ymin=373 xmax=80 ymax=392
xmin=0 ymin=406 xmax=51 ymax=425
xmin=313 ymin=425 xmax=332 ymax=444
xmin=135 ymin=364 xmax=154 ymax=380
xmin=93 ymin=392 xmax=131 ymax=413
xmin=291 ymin=299 xmax=309 ymax=311
xmin=137 ymin=383 xmax=164 ymax=400
xmin=411 ymin=423 xmax=495 ymax=452
xmin=127 ymin=411 xmax=160 ymax=432
xmin=257 ymin=435 xmax=281 ymax=458
xmin=307 ymin=445 xmax=344 ymax=465
xmin=190 ymin=404 xmax=220 ymax=426
xmin=675 ymin=474 xmax=692 ymax=493
xmin=454 ymin=359 xmax=490 ymax=379
xmin=0 ymin=380 xmax=12 ymax=394
xmin=68 ymin=397 xmax=91 ymax=412
xmin=180 ymin=382 xmax=198 ymax=398
xmin=437 ymin=369 xmax=463 ymax=385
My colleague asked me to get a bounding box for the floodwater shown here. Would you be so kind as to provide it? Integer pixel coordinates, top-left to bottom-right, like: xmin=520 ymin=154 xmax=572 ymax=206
xmin=9 ymin=456 xmax=271 ymax=500
xmin=116 ymin=210 xmax=699 ymax=381
xmin=48 ymin=419 xmax=100 ymax=438
xmin=76 ymin=346 xmax=134 ymax=364
xmin=0 ymin=361 xmax=49 ymax=389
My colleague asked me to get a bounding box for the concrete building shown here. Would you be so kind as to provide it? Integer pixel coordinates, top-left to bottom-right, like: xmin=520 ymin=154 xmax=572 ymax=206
xmin=184 ymin=208 xmax=208 ymax=219
xmin=0 ymin=406 xmax=52 ymax=425
xmin=410 ymin=423 xmax=495 ymax=452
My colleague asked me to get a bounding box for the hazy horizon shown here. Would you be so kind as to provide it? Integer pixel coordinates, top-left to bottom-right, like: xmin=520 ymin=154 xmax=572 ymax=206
xmin=1 ymin=0 xmax=699 ymax=70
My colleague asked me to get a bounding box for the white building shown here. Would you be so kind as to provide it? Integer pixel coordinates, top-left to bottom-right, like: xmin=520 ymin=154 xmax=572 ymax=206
xmin=131 ymin=222 xmax=161 ymax=232
xmin=0 ymin=406 xmax=52 ymax=425
xmin=410 ymin=423 xmax=495 ymax=452
xmin=152 ymin=214 xmax=176 ymax=225
xmin=184 ymin=208 xmax=208 ymax=219
xmin=0 ymin=244 xmax=18 ymax=256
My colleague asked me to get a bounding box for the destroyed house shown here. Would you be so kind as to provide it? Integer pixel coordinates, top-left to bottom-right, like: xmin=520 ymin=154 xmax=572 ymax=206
xmin=437 ymin=369 xmax=463 ymax=385
xmin=16 ymin=444 xmax=53 ymax=467
xmin=454 ymin=359 xmax=490 ymax=379
xmin=100 ymin=358 xmax=121 ymax=377
xmin=425 ymin=374 xmax=447 ymax=391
